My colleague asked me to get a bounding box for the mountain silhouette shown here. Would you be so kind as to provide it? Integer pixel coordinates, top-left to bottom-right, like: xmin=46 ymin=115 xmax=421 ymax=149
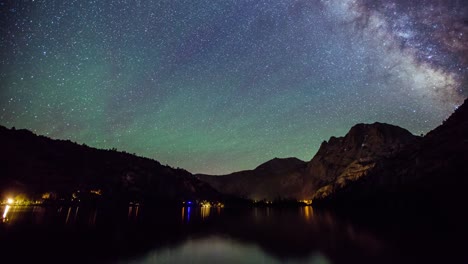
xmin=197 ymin=157 xmax=307 ymax=200
xmin=0 ymin=126 xmax=220 ymax=203
xmin=2 ymin=98 xmax=466 ymax=207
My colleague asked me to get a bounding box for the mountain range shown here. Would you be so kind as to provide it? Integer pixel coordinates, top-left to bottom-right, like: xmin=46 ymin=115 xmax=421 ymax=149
xmin=198 ymin=122 xmax=419 ymax=201
xmin=199 ymin=98 xmax=468 ymax=207
xmin=1 ymin=98 xmax=467 ymax=208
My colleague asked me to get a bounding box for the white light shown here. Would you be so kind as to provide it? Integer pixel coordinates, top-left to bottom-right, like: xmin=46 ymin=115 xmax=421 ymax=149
xmin=3 ymin=205 xmax=10 ymax=218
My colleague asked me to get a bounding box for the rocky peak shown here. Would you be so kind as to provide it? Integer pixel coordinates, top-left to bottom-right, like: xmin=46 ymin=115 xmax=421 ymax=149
xmin=307 ymin=122 xmax=418 ymax=184
xmin=312 ymin=98 xmax=468 ymax=208
xmin=345 ymin=122 xmax=416 ymax=154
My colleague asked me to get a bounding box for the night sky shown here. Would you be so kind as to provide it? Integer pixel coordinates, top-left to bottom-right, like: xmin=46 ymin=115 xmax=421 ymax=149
xmin=1 ymin=0 xmax=467 ymax=174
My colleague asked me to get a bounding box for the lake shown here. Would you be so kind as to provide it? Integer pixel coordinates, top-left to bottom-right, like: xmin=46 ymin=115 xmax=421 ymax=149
xmin=1 ymin=204 xmax=467 ymax=263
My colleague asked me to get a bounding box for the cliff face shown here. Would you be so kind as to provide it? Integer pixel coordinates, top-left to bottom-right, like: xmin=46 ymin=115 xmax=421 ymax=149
xmin=197 ymin=158 xmax=308 ymax=200
xmin=0 ymin=126 xmax=219 ymax=202
xmin=313 ymin=98 xmax=468 ymax=208
xmin=308 ymin=123 xmax=419 ymax=200
xmin=308 ymin=122 xmax=417 ymax=182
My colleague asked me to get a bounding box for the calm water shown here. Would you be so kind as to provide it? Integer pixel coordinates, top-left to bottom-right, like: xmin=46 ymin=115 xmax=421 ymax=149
xmin=1 ymin=204 xmax=467 ymax=263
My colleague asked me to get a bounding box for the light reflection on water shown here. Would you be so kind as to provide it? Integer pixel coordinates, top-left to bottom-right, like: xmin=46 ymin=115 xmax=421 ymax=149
xmin=1 ymin=205 xmax=463 ymax=264
xmin=201 ymin=206 xmax=210 ymax=220
xmin=2 ymin=205 xmax=314 ymax=225
xmin=181 ymin=206 xmax=226 ymax=223
xmin=63 ymin=206 xmax=86 ymax=225
xmin=126 ymin=236 xmax=332 ymax=264
xmin=2 ymin=205 xmax=45 ymax=224
xmin=0 ymin=205 xmax=389 ymax=263
xmin=181 ymin=206 xmax=192 ymax=223
xmin=181 ymin=206 xmax=215 ymax=222
xmin=1 ymin=205 xmax=101 ymax=226
xmin=128 ymin=204 xmax=140 ymax=221
xmin=301 ymin=205 xmax=313 ymax=221
xmin=2 ymin=205 xmax=10 ymax=222
xmin=65 ymin=207 xmax=72 ymax=223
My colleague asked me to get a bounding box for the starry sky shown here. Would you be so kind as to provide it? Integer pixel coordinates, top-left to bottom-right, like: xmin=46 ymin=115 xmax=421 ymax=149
xmin=1 ymin=0 xmax=467 ymax=175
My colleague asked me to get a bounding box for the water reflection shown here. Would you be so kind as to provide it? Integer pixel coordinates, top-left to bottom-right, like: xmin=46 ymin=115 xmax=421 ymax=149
xmin=75 ymin=207 xmax=79 ymax=223
xmin=187 ymin=206 xmax=191 ymax=222
xmin=180 ymin=206 xmax=221 ymax=223
xmin=2 ymin=205 xmax=10 ymax=222
xmin=200 ymin=206 xmax=210 ymax=220
xmin=128 ymin=204 xmax=140 ymax=220
xmin=65 ymin=207 xmax=72 ymax=223
xmin=128 ymin=236 xmax=332 ymax=264
xmin=181 ymin=206 xmax=200 ymax=223
xmin=2 ymin=204 xmax=329 ymax=262
xmin=301 ymin=206 xmax=313 ymax=221
xmin=0 ymin=205 xmax=466 ymax=264
xmin=89 ymin=207 xmax=98 ymax=225
xmin=64 ymin=206 xmax=80 ymax=224
xmin=1 ymin=205 xmax=103 ymax=226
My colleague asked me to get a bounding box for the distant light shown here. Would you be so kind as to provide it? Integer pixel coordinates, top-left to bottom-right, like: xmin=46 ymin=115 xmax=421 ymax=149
xmin=6 ymin=198 xmax=13 ymax=205
xmin=187 ymin=201 xmax=192 ymax=204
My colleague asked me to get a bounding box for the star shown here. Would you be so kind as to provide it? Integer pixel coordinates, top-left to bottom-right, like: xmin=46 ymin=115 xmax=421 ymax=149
xmin=0 ymin=0 xmax=466 ymax=174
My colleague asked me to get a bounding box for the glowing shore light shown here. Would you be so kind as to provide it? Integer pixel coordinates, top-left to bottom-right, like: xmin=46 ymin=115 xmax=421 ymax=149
xmin=6 ymin=198 xmax=14 ymax=205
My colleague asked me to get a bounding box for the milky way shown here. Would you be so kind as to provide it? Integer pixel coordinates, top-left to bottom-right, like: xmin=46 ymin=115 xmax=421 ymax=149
xmin=1 ymin=0 xmax=467 ymax=174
